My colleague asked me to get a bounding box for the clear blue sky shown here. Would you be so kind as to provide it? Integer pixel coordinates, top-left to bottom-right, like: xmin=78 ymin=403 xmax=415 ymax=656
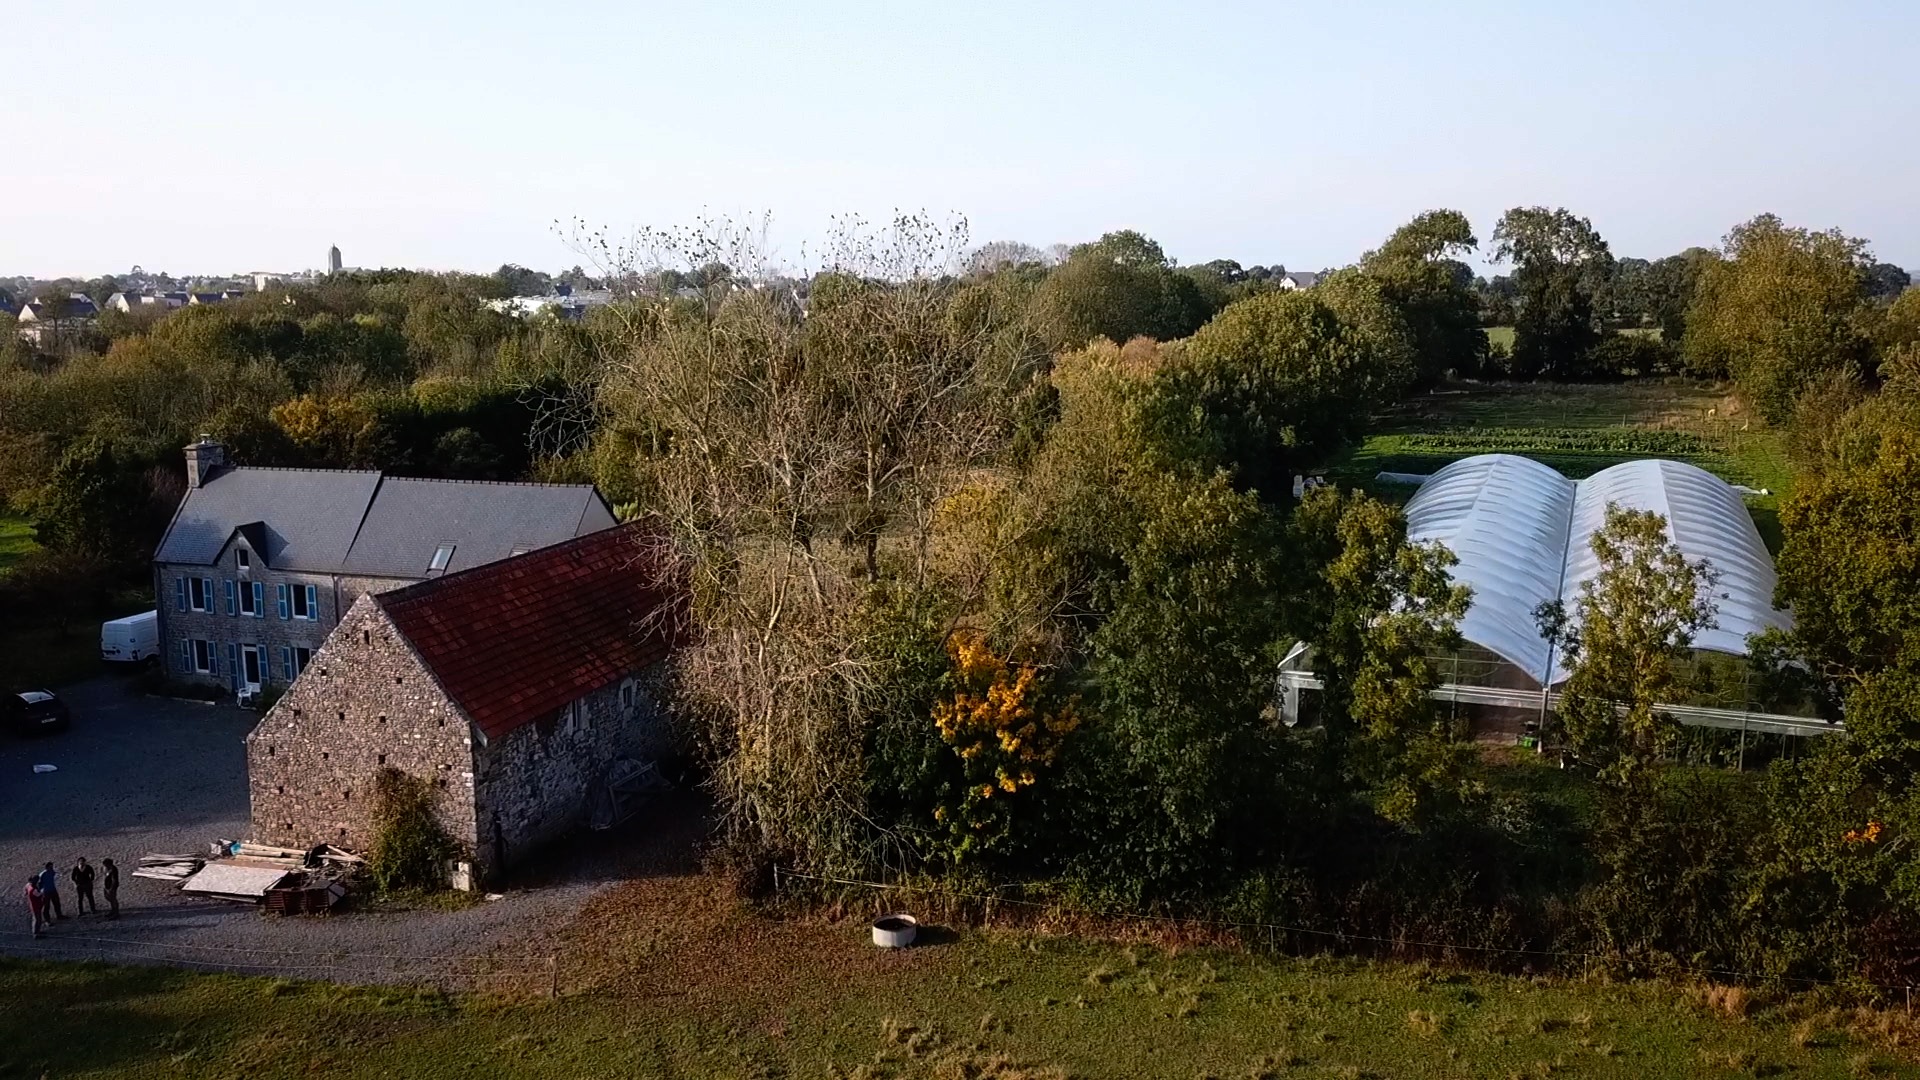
xmin=5 ymin=0 xmax=1915 ymax=278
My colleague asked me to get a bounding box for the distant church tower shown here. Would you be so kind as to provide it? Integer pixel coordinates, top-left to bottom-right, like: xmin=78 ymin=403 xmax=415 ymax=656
xmin=327 ymin=244 xmax=343 ymax=275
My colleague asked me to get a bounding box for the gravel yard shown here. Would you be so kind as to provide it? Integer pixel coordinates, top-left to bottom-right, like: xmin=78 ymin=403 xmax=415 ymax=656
xmin=0 ymin=675 xmax=694 ymax=989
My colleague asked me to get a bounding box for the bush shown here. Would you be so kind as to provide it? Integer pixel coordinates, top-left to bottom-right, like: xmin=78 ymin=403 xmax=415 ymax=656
xmin=367 ymin=767 xmax=462 ymax=893
xmin=1586 ymin=334 xmax=1680 ymax=379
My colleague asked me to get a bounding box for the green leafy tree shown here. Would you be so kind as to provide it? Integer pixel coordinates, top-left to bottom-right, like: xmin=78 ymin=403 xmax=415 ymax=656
xmin=1682 ymin=214 xmax=1872 ymax=423
xmin=1168 ymin=289 xmax=1413 ymax=500
xmin=1537 ymin=506 xmax=1718 ymax=789
xmin=1770 ymin=434 xmax=1920 ymax=688
xmin=1356 ymin=209 xmax=1489 ymax=382
xmin=1491 ymin=207 xmax=1614 ymax=379
xmin=1752 ymin=435 xmax=1920 ymax=978
xmin=20 ymin=436 xmax=156 ymax=562
xmin=1875 ymin=288 xmax=1920 ymax=359
xmin=1286 ymin=487 xmax=1474 ymax=823
xmin=1864 ymin=262 xmax=1911 ymax=302
xmin=1029 ymin=231 xmax=1212 ymax=351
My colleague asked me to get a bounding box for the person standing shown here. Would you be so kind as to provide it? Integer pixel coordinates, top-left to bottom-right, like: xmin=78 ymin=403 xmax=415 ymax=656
xmin=36 ymin=863 xmax=62 ymax=920
xmin=24 ymin=876 xmax=46 ymax=937
xmin=70 ymin=858 xmax=96 ymax=915
xmin=101 ymin=858 xmax=120 ymax=919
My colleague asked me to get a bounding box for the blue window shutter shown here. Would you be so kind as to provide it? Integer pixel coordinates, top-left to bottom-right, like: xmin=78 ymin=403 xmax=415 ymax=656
xmin=225 ymin=579 xmax=236 ymax=616
xmin=260 ymin=648 xmax=271 ymax=682
xmin=280 ymin=646 xmax=292 ymax=680
xmin=306 ymin=585 xmax=318 ymax=621
xmin=179 ymin=639 xmax=191 ymax=672
xmin=253 ymin=581 xmax=265 ymax=618
xmin=277 ymin=584 xmax=290 ymax=620
xmin=226 ymin=643 xmax=238 ymax=688
xmin=203 ymin=577 xmax=214 ymax=612
xmin=175 ymin=577 xmax=187 ymax=612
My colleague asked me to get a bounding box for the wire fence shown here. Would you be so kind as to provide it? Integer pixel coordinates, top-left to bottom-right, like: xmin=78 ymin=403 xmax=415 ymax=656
xmin=773 ymin=866 xmax=1918 ymax=1005
xmin=0 ymin=929 xmax=558 ymax=996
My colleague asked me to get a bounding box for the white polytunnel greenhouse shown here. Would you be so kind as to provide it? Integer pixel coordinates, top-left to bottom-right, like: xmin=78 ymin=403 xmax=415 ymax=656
xmin=1276 ymin=454 xmax=1832 ymax=740
xmin=1402 ymin=454 xmax=1792 ymax=686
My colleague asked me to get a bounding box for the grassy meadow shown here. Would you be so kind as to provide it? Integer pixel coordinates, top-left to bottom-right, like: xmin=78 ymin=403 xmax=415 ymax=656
xmin=3 ymin=927 xmax=1914 ymax=1079
xmin=0 ymin=512 xmax=34 ymax=576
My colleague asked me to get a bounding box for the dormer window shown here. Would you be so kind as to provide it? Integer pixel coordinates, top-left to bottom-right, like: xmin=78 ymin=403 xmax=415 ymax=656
xmin=429 ymin=544 xmax=455 ymax=573
xmin=236 ymin=549 xmax=250 ymax=571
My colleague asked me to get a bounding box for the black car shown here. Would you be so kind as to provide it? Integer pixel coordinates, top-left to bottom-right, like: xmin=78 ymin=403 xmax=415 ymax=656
xmin=5 ymin=690 xmax=71 ymax=735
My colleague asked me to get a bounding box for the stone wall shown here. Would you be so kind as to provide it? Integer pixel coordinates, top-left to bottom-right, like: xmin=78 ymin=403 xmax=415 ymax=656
xmin=245 ymin=597 xmax=480 ymax=860
xmin=472 ymin=672 xmax=669 ymax=880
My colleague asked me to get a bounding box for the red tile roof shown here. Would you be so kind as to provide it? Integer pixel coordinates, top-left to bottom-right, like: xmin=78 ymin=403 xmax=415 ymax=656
xmin=375 ymin=521 xmax=684 ymax=741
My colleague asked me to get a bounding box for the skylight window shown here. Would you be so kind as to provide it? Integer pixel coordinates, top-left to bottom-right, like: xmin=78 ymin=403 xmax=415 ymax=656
xmin=429 ymin=544 xmax=455 ymax=572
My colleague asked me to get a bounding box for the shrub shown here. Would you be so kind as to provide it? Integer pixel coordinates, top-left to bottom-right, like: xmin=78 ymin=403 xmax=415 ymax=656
xmin=367 ymin=767 xmax=461 ymax=893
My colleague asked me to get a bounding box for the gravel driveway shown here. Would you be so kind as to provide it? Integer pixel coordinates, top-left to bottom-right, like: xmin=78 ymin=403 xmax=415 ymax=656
xmin=0 ymin=675 xmax=690 ymax=990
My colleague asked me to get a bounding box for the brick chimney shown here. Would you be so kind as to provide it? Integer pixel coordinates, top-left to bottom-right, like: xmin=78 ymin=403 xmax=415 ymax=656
xmin=184 ymin=434 xmax=226 ymax=489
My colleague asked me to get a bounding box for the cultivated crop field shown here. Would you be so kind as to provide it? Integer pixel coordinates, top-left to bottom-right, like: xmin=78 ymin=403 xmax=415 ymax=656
xmin=1324 ymin=380 xmax=1792 ymax=549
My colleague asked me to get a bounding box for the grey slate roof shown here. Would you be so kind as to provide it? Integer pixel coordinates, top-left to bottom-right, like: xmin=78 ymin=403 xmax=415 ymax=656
xmin=155 ymin=468 xmax=383 ymax=571
xmin=338 ymin=477 xmax=615 ymax=577
xmin=154 ymin=466 xmax=615 ymax=578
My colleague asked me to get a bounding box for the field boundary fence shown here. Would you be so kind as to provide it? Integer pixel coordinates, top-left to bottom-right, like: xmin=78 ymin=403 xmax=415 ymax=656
xmin=772 ymin=866 xmax=1917 ymax=1004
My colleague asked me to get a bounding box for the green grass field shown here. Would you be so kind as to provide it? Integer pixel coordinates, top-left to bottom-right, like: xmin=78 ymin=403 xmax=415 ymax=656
xmin=1324 ymin=380 xmax=1792 ymax=551
xmin=0 ymin=511 xmax=153 ymax=692
xmin=0 ymin=512 xmax=35 ymax=575
xmin=3 ymin=933 xmax=1912 ymax=1079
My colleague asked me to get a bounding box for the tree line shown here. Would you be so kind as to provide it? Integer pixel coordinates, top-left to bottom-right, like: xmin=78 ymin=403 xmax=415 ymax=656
xmin=4 ymin=205 xmax=1919 ymax=990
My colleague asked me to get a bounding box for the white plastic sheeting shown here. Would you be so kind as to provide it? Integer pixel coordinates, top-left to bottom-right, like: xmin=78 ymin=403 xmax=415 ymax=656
xmin=1403 ymin=454 xmax=1790 ymax=685
xmin=1403 ymin=455 xmax=1572 ymax=683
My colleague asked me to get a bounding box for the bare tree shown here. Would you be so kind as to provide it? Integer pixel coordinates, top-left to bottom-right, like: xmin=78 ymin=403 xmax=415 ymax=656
xmin=587 ymin=212 xmax=1043 ymax=870
xmin=965 ymin=240 xmax=1046 ymax=277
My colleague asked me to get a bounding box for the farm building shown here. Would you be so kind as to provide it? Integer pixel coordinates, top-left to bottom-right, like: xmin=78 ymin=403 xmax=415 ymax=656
xmin=245 ymin=521 xmax=684 ymax=886
xmin=1280 ymin=454 xmax=1822 ymax=738
xmin=155 ymin=435 xmax=615 ymax=699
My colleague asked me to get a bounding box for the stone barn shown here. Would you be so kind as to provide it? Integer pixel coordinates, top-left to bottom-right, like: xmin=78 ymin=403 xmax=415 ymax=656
xmin=245 ymin=521 xmax=682 ymax=885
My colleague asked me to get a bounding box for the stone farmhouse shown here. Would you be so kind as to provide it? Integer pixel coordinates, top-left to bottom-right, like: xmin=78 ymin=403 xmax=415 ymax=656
xmin=246 ymin=522 xmax=682 ymax=885
xmin=154 ymin=436 xmax=615 ymax=699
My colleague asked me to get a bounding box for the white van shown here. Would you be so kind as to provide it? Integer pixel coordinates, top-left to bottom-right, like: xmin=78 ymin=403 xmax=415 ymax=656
xmin=101 ymin=610 xmax=159 ymax=664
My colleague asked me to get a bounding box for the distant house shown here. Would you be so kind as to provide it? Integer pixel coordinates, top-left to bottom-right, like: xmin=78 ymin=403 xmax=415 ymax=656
xmin=15 ymin=293 xmax=100 ymax=347
xmin=486 ymin=288 xmax=614 ymax=322
xmin=245 ymin=521 xmax=682 ymax=885
xmin=108 ymin=291 xmax=195 ymax=313
xmin=188 ymin=292 xmax=226 ymax=305
xmin=153 ymin=437 xmax=616 ymax=699
xmin=1277 ymin=271 xmax=1321 ymax=291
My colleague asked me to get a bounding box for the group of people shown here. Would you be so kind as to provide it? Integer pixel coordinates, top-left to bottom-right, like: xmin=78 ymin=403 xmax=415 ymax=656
xmin=24 ymin=858 xmax=117 ymax=937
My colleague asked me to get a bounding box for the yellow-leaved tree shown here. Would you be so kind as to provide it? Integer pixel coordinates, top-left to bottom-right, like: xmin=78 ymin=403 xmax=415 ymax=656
xmin=932 ymin=631 xmax=1079 ymax=864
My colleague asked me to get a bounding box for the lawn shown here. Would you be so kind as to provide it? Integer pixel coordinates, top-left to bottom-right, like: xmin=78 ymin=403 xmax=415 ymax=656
xmin=0 ymin=512 xmax=153 ymax=692
xmin=1323 ymin=380 xmax=1792 ymax=551
xmin=3 ymin=922 xmax=1913 ymax=1079
xmin=0 ymin=512 xmax=34 ymax=576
